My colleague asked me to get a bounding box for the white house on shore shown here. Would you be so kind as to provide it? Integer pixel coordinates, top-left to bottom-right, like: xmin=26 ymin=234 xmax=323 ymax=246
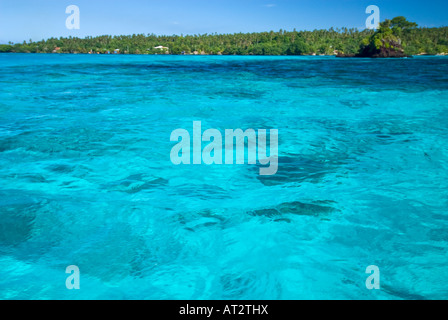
xmin=154 ymin=46 xmax=169 ymax=50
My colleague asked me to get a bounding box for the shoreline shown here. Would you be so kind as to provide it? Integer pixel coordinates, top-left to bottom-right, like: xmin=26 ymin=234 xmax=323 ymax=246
xmin=1 ymin=52 xmax=447 ymax=57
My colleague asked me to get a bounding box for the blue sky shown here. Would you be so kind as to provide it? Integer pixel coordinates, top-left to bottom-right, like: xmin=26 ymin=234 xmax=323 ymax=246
xmin=1 ymin=0 xmax=447 ymax=43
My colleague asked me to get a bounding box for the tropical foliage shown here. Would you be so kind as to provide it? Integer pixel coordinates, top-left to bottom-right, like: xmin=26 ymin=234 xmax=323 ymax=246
xmin=1 ymin=17 xmax=447 ymax=55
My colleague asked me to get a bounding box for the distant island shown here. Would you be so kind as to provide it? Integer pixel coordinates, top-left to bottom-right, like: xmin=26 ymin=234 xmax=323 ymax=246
xmin=1 ymin=17 xmax=447 ymax=57
xmin=337 ymin=17 xmax=423 ymax=58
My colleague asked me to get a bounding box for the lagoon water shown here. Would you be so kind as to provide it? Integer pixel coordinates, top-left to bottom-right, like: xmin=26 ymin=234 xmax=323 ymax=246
xmin=0 ymin=54 xmax=447 ymax=299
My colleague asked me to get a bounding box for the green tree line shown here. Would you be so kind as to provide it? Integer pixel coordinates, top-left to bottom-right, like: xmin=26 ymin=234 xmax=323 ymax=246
xmin=1 ymin=18 xmax=447 ymax=55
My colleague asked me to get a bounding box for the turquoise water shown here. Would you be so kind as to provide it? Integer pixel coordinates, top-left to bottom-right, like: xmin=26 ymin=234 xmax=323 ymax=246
xmin=0 ymin=54 xmax=447 ymax=300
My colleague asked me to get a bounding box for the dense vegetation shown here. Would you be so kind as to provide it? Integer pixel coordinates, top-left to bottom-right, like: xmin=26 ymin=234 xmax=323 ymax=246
xmin=353 ymin=16 xmax=418 ymax=57
xmin=1 ymin=17 xmax=447 ymax=55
